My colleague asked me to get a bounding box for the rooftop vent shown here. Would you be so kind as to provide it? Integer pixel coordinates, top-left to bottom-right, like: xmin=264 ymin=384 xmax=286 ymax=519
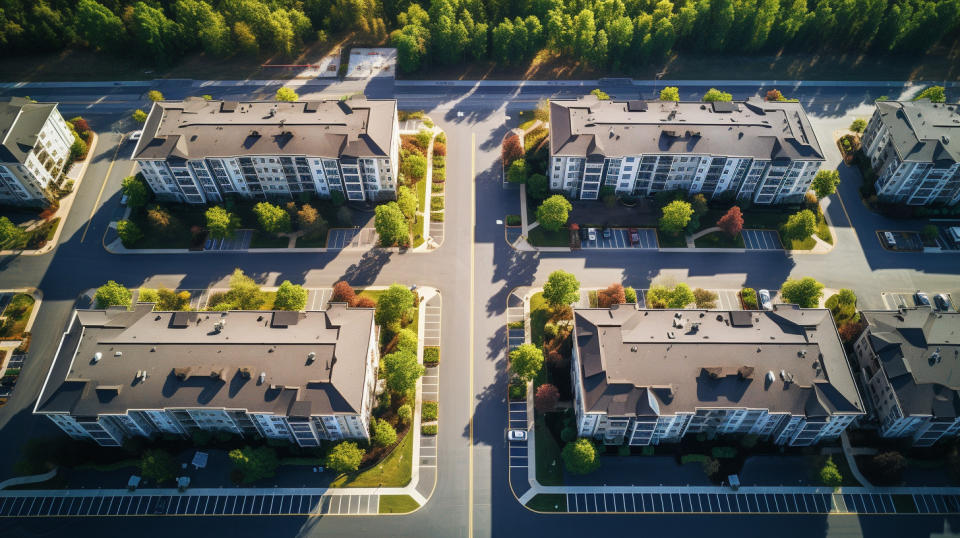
xmin=258 ymin=372 xmax=266 ymax=384
xmin=766 ymin=371 xmax=775 ymax=383
xmin=93 ymin=352 xmax=102 ymax=363
xmin=307 ymin=351 xmax=316 ymax=363
xmin=114 ymin=351 xmax=122 ymax=357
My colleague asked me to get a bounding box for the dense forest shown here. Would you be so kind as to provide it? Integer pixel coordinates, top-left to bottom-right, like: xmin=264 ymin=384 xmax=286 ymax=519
xmin=0 ymin=0 xmax=958 ymax=74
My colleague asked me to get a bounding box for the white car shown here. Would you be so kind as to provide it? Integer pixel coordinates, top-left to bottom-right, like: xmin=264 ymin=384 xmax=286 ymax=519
xmin=507 ymin=430 xmax=527 ymax=442
xmin=587 ymin=228 xmax=597 ymax=241
xmin=758 ymin=289 xmax=773 ymax=310
xmin=130 ymin=130 xmax=142 ymax=141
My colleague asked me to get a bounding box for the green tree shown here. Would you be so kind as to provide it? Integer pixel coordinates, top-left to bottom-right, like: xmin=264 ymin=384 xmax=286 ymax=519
xmin=394 ymin=328 xmax=418 ymax=355
xmin=562 ymin=438 xmax=601 ymax=475
xmin=382 ymin=350 xmax=424 ymax=393
xmin=75 ymin=0 xmax=125 ymax=51
xmin=660 ymin=86 xmax=680 ymax=101
xmin=156 ymin=288 xmax=191 ymax=311
xmin=0 ymin=217 xmax=24 ymax=247
xmin=397 ymin=185 xmax=418 ymax=220
xmin=526 ymin=173 xmax=549 ymax=200
xmin=129 ymin=2 xmax=182 ymax=65
xmin=121 ymin=175 xmax=149 ymax=207
xmin=702 ymin=88 xmax=733 ymax=102
xmin=536 ymin=195 xmax=572 ymax=232
xmin=275 ymin=87 xmax=299 ymax=102
xmin=659 ymin=200 xmax=694 ymax=234
xmin=402 ymin=153 xmax=427 ymax=181
xmin=913 ymin=86 xmax=946 ymax=103
xmin=783 ymin=209 xmax=817 ymax=240
xmin=132 ymin=109 xmax=148 ymax=123
xmin=374 ymin=202 xmax=409 ymax=247
xmin=375 ymin=284 xmax=415 ymax=330
xmin=273 ymin=280 xmax=307 ymax=311
xmin=590 ymin=88 xmax=610 ymax=100
xmin=506 ymin=159 xmax=529 ymax=184
xmin=233 ymin=21 xmax=259 ymax=55
xmin=371 ymin=418 xmax=398 ymax=447
xmin=116 ymin=219 xmax=143 ymax=247
xmin=849 ymin=119 xmax=867 ymax=133
xmin=509 ymin=343 xmax=544 ymax=381
xmin=174 ymin=0 xmax=231 ymax=56
xmin=253 ymin=202 xmax=291 ymax=234
xmin=542 ymin=270 xmax=580 ymax=307
xmin=205 ymin=206 xmax=240 ymax=239
xmin=228 ymin=446 xmax=278 ymax=484
xmin=398 ymin=404 xmax=413 ymax=425
xmin=297 ymin=204 xmax=328 ymax=239
xmin=207 ymin=269 xmax=266 ymax=311
xmin=326 ymin=442 xmax=365 ymax=473
xmin=140 ymin=449 xmax=176 ymax=484
xmin=922 ymin=224 xmax=939 ymax=242
xmin=780 ymin=277 xmax=825 ymax=308
xmin=819 ymin=456 xmax=843 ymax=488
xmin=647 ymin=283 xmax=696 ymax=308
xmin=624 ymin=286 xmax=638 ymax=303
xmin=811 ymin=170 xmax=841 ymax=199
xmin=95 ymin=280 xmax=132 ymax=309
xmin=147 ymin=90 xmax=164 ymax=102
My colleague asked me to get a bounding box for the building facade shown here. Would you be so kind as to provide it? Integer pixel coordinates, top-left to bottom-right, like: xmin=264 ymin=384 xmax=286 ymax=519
xmin=571 ymin=304 xmax=864 ymax=447
xmin=549 ymin=96 xmax=824 ymax=203
xmin=853 ymin=306 xmax=960 ymax=447
xmin=132 ymin=97 xmax=399 ymax=204
xmin=0 ymin=97 xmax=74 ymax=206
xmin=35 ymin=303 xmax=381 ymax=448
xmin=861 ymin=100 xmax=960 ymax=206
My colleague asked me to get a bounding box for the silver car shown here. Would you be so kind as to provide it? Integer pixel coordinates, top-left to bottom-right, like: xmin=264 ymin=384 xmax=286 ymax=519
xmin=507 ymin=430 xmax=528 ymax=442
xmin=758 ymin=289 xmax=773 ymax=310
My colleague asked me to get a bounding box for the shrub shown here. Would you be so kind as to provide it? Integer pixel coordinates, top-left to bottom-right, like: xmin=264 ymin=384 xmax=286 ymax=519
xmin=597 ymin=283 xmax=626 ymax=308
xmin=116 ymin=219 xmax=142 ymax=247
xmin=415 ymin=129 xmax=433 ymax=150
xmin=431 ymin=197 xmax=444 ymax=211
xmin=590 ymin=89 xmax=610 ymax=100
xmin=711 ymin=447 xmax=737 ymax=459
xmin=132 ymin=109 xmax=148 ymax=123
xmin=561 ymin=438 xmax=601 ymax=475
xmin=402 ymin=153 xmax=427 ymax=182
xmin=865 ymin=451 xmax=906 ymax=486
xmin=740 ymin=288 xmax=758 ymax=309
xmin=433 ymin=167 xmax=446 ymax=182
xmin=95 ymin=280 xmax=132 ymax=309
xmin=423 ymin=347 xmax=440 ymax=366
xmin=398 ymin=404 xmax=413 ymax=425
xmin=502 ymin=134 xmax=523 ymax=167
xmin=421 ymin=424 xmax=438 ymax=435
xmin=354 ymin=296 xmax=376 ymax=308
xmin=422 ymin=401 xmax=438 ymax=421
xmin=524 ymin=126 xmax=548 ymax=154
xmin=431 ymin=211 xmax=444 ymax=222
xmin=506 ymin=215 xmax=521 ymax=226
xmin=819 ymin=456 xmax=843 ymax=488
xmin=228 ymin=446 xmax=278 ymax=484
xmin=560 ymin=426 xmax=577 ymax=443
xmin=624 ymin=287 xmax=637 ymax=303
xmin=534 ymin=384 xmax=560 ymax=412
xmin=693 ymin=288 xmax=718 ymax=309
xmin=326 ymin=442 xmax=365 ymax=473
xmin=506 ymin=159 xmax=529 ymax=184
xmin=922 ymin=224 xmax=939 ymax=241
xmin=508 ymin=382 xmax=527 ymax=400
xmin=526 ymin=173 xmax=549 ymax=200
xmin=371 ymin=418 xmax=398 ymax=447
xmin=432 ymin=141 xmax=446 ymax=156
xmin=331 ymin=281 xmax=356 ymax=306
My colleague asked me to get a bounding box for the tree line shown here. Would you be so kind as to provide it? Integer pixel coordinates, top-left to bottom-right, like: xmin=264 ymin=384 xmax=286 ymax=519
xmin=1 ymin=0 xmax=957 ymax=71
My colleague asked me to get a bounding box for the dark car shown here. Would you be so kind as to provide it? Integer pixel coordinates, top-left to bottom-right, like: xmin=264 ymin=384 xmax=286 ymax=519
xmin=602 ymin=228 xmax=612 ymax=239
xmin=934 ymin=294 xmax=951 ymax=311
xmin=915 ymin=292 xmax=931 ymax=307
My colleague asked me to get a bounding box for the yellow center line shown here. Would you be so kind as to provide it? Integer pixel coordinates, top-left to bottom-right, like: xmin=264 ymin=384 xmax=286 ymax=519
xmin=468 ymin=132 xmax=476 ymax=538
xmin=81 ymin=134 xmax=125 ymax=243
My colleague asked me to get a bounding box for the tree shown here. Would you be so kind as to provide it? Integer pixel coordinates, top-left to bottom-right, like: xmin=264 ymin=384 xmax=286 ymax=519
xmin=140 ymin=449 xmax=176 ymax=484
xmin=826 ymin=289 xmax=858 ymax=324
xmin=865 ymin=451 xmax=906 ymax=486
xmin=397 ymin=186 xmax=418 ymax=220
xmin=542 ymin=270 xmax=580 ymax=307
xmin=129 ymin=3 xmax=182 ymax=65
xmin=331 ymin=281 xmax=356 ymax=305
xmin=811 ymin=170 xmax=841 ymax=199
xmin=371 ymin=418 xmax=398 ymax=447
xmin=536 ymin=195 xmax=572 ymax=232
xmin=693 ymin=288 xmax=718 ymax=308
xmin=382 ymin=350 xmax=424 ymax=393
xmin=146 ymin=206 xmax=177 ymax=235
xmin=116 ymin=219 xmax=143 ymax=247
xmin=660 ymin=86 xmax=680 ymax=101
xmin=783 ymin=209 xmax=817 ymax=241
xmin=624 ymin=287 xmax=638 ymax=303
xmin=375 ymin=284 xmax=415 ymax=330
xmin=819 ymin=456 xmax=843 ymax=488
xmin=716 ymin=206 xmax=744 ymax=237
xmin=401 ymin=153 xmax=427 ymax=182
xmin=398 ymin=404 xmax=413 ymax=425
xmin=534 ymin=383 xmax=560 ymax=412
xmin=702 ymin=88 xmax=733 ymax=102
xmin=156 ymin=288 xmax=190 ymax=310
xmin=205 ymin=206 xmax=240 ymax=239
xmin=374 ymin=202 xmax=409 ymax=247
xmin=253 ymin=202 xmax=291 ymax=234
xmin=233 ymin=21 xmax=258 ymax=55
xmin=274 ymin=280 xmax=307 ymax=311
xmin=850 ymin=119 xmax=867 ymax=133
xmin=509 ymin=343 xmax=544 ymax=381
xmin=660 ymin=200 xmax=694 ymax=234
xmin=147 ymin=90 xmax=164 ymax=102
xmin=780 ymin=277 xmax=825 ymax=308
xmin=275 ymin=87 xmax=299 ymax=101
xmin=297 ymin=204 xmax=327 ymax=238
xmin=590 ymin=88 xmax=610 ymax=100
xmin=121 ymin=175 xmax=149 ymax=207
xmin=0 ymin=217 xmax=24 ymax=246
xmin=913 ymin=86 xmax=946 ymax=103
xmin=597 ymin=283 xmax=626 ymax=307
xmin=506 ymin=159 xmax=529 ymax=184
xmin=502 ymin=134 xmax=523 ymax=167
xmin=394 ymin=328 xmax=418 ymax=355
xmin=562 ymin=438 xmax=601 ymax=475
xmin=208 ymin=269 xmax=265 ymax=311
xmin=326 ymin=442 xmax=365 ymax=474
xmin=75 ymin=0 xmax=125 ymax=51
xmin=690 ymin=193 xmax=708 ymax=217
xmin=228 ymin=446 xmax=278 ymax=483
xmin=70 ymin=137 xmax=88 ymax=160
xmin=647 ymin=283 xmax=696 ymax=308
xmin=354 ymin=296 xmax=377 ymax=308
xmin=95 ymin=280 xmax=131 ymax=309
xmin=132 ymin=109 xmax=148 ymax=123
xmin=526 ymin=174 xmax=549 ymax=200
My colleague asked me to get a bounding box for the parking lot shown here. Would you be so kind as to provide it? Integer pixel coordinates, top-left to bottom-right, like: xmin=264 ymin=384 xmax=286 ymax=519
xmin=741 ymin=229 xmax=783 ymax=250
xmin=877 ymin=230 xmax=923 ymax=251
xmin=508 ymin=402 xmax=528 ymax=469
xmin=205 ymin=229 xmax=252 ymax=251
xmin=327 ymin=228 xmax=378 ymax=249
xmin=882 ymin=291 xmax=955 ymax=311
xmin=580 ymin=228 xmax=657 ymax=249
xmin=562 ymin=491 xmax=915 ymax=514
xmin=0 ymin=492 xmax=380 ymax=517
xmin=632 ymin=288 xmax=745 ymax=310
xmin=306 ymin=288 xmax=333 ymax=311
xmin=423 ymin=296 xmax=441 ymax=347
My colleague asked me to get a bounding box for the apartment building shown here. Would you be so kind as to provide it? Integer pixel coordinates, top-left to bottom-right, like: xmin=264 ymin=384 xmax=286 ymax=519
xmin=853 ymin=306 xmax=960 ymax=447
xmin=549 ymin=95 xmax=824 ymax=203
xmin=35 ymin=302 xmax=380 ymax=448
xmin=571 ymin=304 xmax=864 ymax=447
xmin=131 ymin=97 xmax=399 ymax=204
xmin=860 ymin=100 xmax=960 ymax=206
xmin=0 ymin=97 xmax=74 ymax=206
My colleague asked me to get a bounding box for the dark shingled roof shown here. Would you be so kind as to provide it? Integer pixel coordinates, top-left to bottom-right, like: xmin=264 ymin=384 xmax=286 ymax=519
xmin=873 ymin=101 xmax=960 ymax=166
xmin=573 ymin=304 xmax=863 ymax=419
xmin=132 ymin=97 xmax=397 ymax=162
xmin=550 ymin=95 xmax=824 ymax=162
xmin=861 ymin=307 xmax=960 ymax=418
xmin=36 ymin=303 xmax=376 ymax=418
xmin=0 ymin=97 xmax=58 ymax=163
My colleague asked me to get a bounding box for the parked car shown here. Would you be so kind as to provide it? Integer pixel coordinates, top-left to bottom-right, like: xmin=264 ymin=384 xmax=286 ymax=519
xmin=914 ymin=291 xmax=931 ymax=307
xmin=934 ymin=294 xmax=951 ymax=311
xmin=580 ymin=228 xmax=590 ymax=241
xmin=758 ymin=289 xmax=773 ymax=311
xmin=120 ymin=194 xmax=129 ymax=206
xmin=587 ymin=228 xmax=597 ymax=241
xmin=507 ymin=430 xmax=528 ymax=442
xmin=602 ymin=228 xmax=612 ymax=239
xmin=130 ymin=130 xmax=142 ymax=141
xmin=629 ymin=228 xmax=640 ymax=245
xmin=883 ymin=231 xmax=896 ymax=248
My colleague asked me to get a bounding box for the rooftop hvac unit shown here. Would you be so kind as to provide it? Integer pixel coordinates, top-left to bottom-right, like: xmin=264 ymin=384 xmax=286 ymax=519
xmin=93 ymin=352 xmax=102 ymax=363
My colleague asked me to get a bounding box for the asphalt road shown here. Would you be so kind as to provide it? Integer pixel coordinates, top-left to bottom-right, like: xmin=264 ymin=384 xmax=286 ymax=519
xmin=1 ymin=78 xmax=958 ymax=538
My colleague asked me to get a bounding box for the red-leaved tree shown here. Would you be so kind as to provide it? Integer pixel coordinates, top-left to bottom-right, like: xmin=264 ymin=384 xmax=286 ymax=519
xmin=765 ymin=89 xmax=784 ymax=102
xmin=502 ymin=134 xmax=523 ymax=167
xmin=353 ymin=296 xmax=376 ymax=308
xmin=717 ymin=206 xmax=744 ymax=238
xmin=534 ymin=384 xmax=560 ymax=412
xmin=332 ymin=281 xmax=356 ymax=305
xmin=597 ymin=283 xmax=626 ymax=308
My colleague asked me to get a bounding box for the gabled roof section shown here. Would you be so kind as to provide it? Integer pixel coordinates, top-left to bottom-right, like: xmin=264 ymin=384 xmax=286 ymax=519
xmin=873 ymin=100 xmax=960 ymax=165
xmin=0 ymin=97 xmax=58 ymax=163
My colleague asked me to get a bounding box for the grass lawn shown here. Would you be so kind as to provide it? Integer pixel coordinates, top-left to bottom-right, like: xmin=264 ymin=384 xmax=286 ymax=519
xmin=329 ymin=430 xmax=413 ymax=488
xmin=0 ymin=293 xmax=35 ymax=338
xmin=416 ymin=179 xmax=427 ymax=213
xmin=656 ymin=229 xmax=687 ymax=248
xmin=295 ymin=234 xmax=328 ymax=248
xmin=0 ymin=218 xmax=61 ymax=250
xmin=694 ymin=231 xmax=746 ymax=248
xmin=529 ymin=292 xmax=550 ymax=347
xmin=788 ymin=236 xmax=818 ymax=250
xmin=249 ymin=231 xmax=289 ymax=249
xmin=526 ymin=493 xmax=567 ymax=512
xmin=527 ymin=226 xmax=570 ymax=247
xmin=535 ymin=413 xmax=563 ymax=486
xmin=379 ymin=494 xmax=420 ymax=514
xmin=411 ymin=214 xmax=424 ymax=248
xmin=513 ymin=110 xmax=537 ymax=131
xmin=357 ymin=289 xmax=384 ymax=303
xmin=815 ymin=212 xmax=833 ymax=244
